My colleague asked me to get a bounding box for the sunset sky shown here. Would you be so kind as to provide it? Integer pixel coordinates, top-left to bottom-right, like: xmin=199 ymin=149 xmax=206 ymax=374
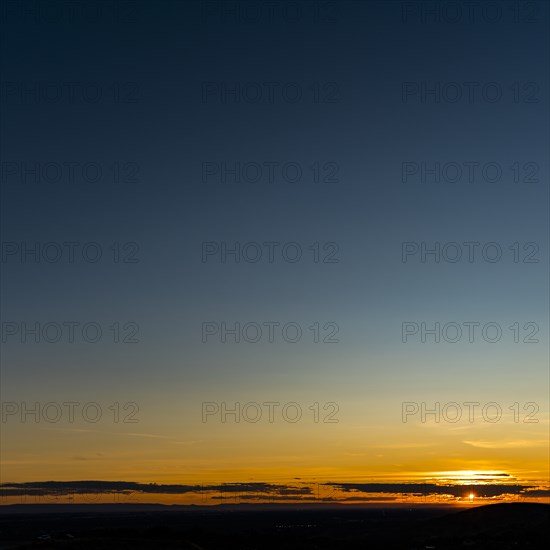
xmin=1 ymin=0 xmax=549 ymax=506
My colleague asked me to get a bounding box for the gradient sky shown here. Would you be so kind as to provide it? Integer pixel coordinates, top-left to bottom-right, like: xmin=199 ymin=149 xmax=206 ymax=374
xmin=0 ymin=0 xmax=549 ymax=505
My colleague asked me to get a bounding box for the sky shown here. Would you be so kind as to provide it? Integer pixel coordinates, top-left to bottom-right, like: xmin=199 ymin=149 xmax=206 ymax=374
xmin=0 ymin=0 xmax=549 ymax=506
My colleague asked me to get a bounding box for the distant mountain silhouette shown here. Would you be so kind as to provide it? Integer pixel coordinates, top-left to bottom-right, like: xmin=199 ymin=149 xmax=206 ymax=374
xmin=0 ymin=502 xmax=548 ymax=549
xmin=423 ymin=503 xmax=549 ymax=535
xmin=410 ymin=503 xmax=549 ymax=549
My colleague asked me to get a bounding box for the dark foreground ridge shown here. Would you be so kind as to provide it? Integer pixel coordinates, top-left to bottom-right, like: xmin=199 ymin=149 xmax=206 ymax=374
xmin=0 ymin=503 xmax=548 ymax=549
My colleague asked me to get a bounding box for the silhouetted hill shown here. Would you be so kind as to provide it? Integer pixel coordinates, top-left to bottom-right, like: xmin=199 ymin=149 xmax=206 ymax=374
xmin=409 ymin=503 xmax=549 ymax=549
xmin=0 ymin=503 xmax=547 ymax=549
xmin=425 ymin=503 xmax=549 ymax=534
